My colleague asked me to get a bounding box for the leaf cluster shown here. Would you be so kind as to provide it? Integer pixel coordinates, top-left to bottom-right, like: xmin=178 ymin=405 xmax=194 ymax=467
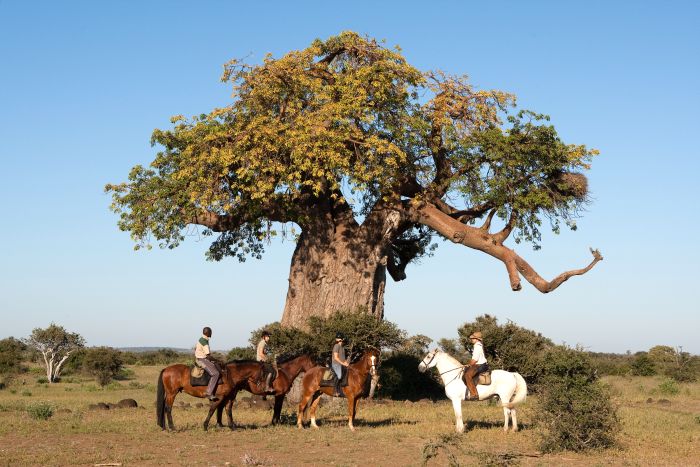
xmin=25 ymin=324 xmax=85 ymax=355
xmin=534 ymin=346 xmax=619 ymax=452
xmin=249 ymin=309 xmax=405 ymax=364
xmin=0 ymin=338 xmax=27 ymax=375
xmin=107 ymin=31 xmax=598 ymax=260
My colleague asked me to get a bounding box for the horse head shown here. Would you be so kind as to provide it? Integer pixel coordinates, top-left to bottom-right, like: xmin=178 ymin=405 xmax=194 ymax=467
xmin=362 ymin=347 xmax=380 ymax=376
xmin=418 ymin=348 xmax=441 ymax=373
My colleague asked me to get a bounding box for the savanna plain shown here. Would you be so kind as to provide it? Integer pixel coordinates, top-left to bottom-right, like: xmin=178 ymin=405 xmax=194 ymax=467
xmin=0 ymin=366 xmax=698 ymax=466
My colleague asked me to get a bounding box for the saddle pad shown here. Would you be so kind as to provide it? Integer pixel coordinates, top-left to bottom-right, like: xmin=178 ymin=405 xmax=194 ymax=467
xmin=190 ymin=368 xmax=224 ymax=387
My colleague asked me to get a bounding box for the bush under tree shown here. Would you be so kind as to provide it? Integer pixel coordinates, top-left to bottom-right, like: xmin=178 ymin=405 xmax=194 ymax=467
xmin=251 ymin=310 xmax=405 ymax=364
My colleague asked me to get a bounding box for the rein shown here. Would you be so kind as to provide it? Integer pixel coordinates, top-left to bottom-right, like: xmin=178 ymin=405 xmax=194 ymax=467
xmin=424 ymin=352 xmax=466 ymax=386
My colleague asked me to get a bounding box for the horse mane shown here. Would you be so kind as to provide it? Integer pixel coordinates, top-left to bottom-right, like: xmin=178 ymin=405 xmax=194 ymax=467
xmin=276 ymin=352 xmax=307 ymax=364
xmin=438 ymin=351 xmax=463 ymax=367
xmin=225 ymin=359 xmax=258 ymax=365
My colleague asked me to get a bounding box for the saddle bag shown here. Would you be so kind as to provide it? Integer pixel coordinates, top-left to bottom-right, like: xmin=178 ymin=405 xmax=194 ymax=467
xmin=476 ymin=371 xmax=491 ymax=386
xmin=191 ymin=360 xmax=205 ymax=378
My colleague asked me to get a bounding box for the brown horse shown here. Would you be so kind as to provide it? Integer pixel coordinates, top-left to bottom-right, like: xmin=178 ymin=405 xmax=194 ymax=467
xmin=297 ymin=348 xmax=379 ymax=431
xmin=216 ymin=353 xmax=317 ymax=428
xmin=156 ymin=360 xmax=264 ymax=431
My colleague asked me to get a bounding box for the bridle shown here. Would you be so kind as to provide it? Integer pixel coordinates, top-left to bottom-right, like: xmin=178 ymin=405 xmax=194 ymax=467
xmin=423 ymin=350 xmax=465 ymax=385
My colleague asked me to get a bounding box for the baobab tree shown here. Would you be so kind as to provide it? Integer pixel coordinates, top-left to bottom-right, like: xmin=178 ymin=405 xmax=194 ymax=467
xmin=107 ymin=32 xmax=602 ymax=328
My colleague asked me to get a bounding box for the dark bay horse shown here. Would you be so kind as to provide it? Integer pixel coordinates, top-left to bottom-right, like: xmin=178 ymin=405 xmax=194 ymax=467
xmin=296 ymin=348 xmax=379 ymax=431
xmin=216 ymin=353 xmax=317 ymax=427
xmin=156 ymin=360 xmax=264 ymax=431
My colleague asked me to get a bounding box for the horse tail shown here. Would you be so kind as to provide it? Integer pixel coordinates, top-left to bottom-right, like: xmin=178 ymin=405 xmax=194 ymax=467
xmin=156 ymin=369 xmax=166 ymax=429
xmin=506 ymin=372 xmax=527 ymax=408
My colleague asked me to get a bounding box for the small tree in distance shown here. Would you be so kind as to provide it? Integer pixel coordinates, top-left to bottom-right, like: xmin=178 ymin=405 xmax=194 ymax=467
xmin=25 ymin=324 xmax=85 ymax=383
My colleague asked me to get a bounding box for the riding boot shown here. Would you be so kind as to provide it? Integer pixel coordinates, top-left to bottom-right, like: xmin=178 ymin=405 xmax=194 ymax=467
xmin=464 ymin=365 xmax=479 ymax=401
xmin=265 ymin=372 xmax=274 ymax=392
xmin=334 ymin=378 xmax=343 ymax=398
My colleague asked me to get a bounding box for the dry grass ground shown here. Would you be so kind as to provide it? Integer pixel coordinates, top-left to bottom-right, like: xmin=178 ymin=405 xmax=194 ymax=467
xmin=0 ymin=366 xmax=698 ymax=466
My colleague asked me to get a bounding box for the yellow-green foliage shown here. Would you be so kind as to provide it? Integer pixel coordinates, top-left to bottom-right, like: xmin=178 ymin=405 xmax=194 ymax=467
xmin=106 ymin=32 xmax=597 ymax=259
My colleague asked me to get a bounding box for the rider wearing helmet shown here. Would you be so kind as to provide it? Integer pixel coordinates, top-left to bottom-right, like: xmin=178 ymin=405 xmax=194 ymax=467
xmin=332 ymin=332 xmax=349 ymax=397
xmin=256 ymin=330 xmax=274 ymax=392
xmin=195 ymin=326 xmax=219 ymax=401
xmin=464 ymin=331 xmax=489 ymax=401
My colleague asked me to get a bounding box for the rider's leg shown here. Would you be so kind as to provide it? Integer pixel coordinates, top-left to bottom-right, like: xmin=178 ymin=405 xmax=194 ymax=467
xmin=464 ymin=364 xmax=479 ymax=400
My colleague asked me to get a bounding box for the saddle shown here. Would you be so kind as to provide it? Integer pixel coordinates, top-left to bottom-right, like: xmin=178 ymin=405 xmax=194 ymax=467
xmin=320 ymin=367 xmax=347 ymax=388
xmin=261 ymin=362 xmax=277 ymax=382
xmin=190 ymin=361 xmax=224 ymax=387
xmin=462 ymin=370 xmax=492 ymax=387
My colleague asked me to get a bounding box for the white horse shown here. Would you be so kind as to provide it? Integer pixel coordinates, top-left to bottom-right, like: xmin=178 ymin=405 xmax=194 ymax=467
xmin=418 ymin=348 xmax=527 ymax=433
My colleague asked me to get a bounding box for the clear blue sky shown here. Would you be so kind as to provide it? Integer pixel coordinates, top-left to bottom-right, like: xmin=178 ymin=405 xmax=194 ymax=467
xmin=1 ymin=1 xmax=698 ymax=353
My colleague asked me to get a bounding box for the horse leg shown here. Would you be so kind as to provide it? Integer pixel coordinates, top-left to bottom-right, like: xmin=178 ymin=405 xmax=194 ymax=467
xmin=510 ymin=407 xmax=519 ymax=432
xmin=165 ymin=393 xmax=177 ymax=431
xmin=297 ymin=390 xmax=314 ymax=429
xmin=226 ymin=397 xmax=235 ymax=430
xmin=351 ymin=397 xmax=359 ymax=424
xmin=451 ymin=397 xmax=464 ymax=433
xmin=502 ymin=406 xmax=511 ymax=432
xmin=308 ymin=392 xmax=323 ymax=429
xmin=271 ymin=395 xmax=284 ymax=425
xmin=216 ymin=398 xmax=225 ymax=428
xmin=347 ymin=395 xmax=356 ymax=432
xmin=203 ymin=399 xmax=221 ymax=431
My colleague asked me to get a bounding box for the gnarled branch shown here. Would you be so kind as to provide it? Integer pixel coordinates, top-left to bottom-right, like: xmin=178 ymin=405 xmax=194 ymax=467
xmin=407 ymin=202 xmax=602 ymax=293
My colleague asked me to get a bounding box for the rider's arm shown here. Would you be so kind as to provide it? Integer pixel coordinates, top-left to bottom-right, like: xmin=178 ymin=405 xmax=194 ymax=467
xmin=333 ymin=351 xmax=348 ymax=367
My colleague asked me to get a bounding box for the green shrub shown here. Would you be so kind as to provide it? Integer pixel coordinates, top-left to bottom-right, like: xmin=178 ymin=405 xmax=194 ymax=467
xmin=630 ymin=353 xmax=656 ymax=376
xmin=82 ymin=347 xmax=123 ymax=386
xmin=251 ymin=310 xmax=405 ymax=364
xmin=27 ymin=402 xmax=53 ymax=420
xmin=0 ymin=337 xmax=27 ymax=374
xmin=227 ymin=346 xmax=255 ymax=361
xmin=658 ymin=378 xmax=680 ymax=396
xmin=36 ymin=377 xmax=49 ymax=384
xmin=534 ymin=346 xmax=619 ymax=452
xmin=588 ymin=352 xmax=633 ymax=376
xmin=377 ymin=352 xmax=444 ymax=401
xmin=21 ymin=390 xmax=32 ymax=397
xmin=134 ymin=348 xmax=190 ymax=365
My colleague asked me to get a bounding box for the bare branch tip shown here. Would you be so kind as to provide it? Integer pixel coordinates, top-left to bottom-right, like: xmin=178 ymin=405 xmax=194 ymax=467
xmin=589 ymin=247 xmax=603 ymax=261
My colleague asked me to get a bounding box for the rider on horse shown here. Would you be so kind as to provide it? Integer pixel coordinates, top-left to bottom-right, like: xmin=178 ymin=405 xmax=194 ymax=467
xmin=332 ymin=332 xmax=349 ymax=397
xmin=195 ymin=326 xmax=219 ymax=401
xmin=256 ymin=330 xmax=275 ymax=392
xmin=464 ymin=331 xmax=489 ymax=401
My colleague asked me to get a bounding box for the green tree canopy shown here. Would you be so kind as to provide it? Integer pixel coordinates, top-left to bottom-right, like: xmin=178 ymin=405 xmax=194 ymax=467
xmin=107 ymin=32 xmax=602 ymax=324
xmin=24 ymin=324 xmax=85 ymax=383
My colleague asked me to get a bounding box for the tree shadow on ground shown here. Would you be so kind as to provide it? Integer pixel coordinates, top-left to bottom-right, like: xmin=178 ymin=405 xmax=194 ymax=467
xmin=464 ymin=419 xmax=531 ymax=431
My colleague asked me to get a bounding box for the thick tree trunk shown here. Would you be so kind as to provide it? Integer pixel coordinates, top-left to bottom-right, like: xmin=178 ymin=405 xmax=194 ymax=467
xmin=280 ymin=223 xmax=387 ymax=329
